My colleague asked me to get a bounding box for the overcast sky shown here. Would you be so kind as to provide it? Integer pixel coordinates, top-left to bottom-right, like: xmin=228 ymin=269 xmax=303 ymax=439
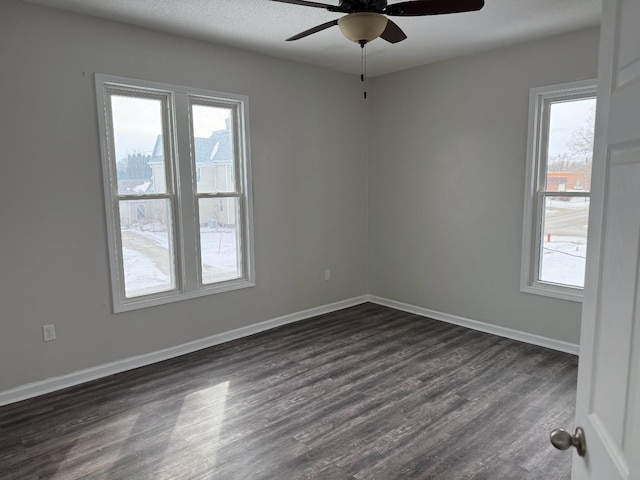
xmin=111 ymin=96 xmax=230 ymax=160
xmin=548 ymin=97 xmax=596 ymax=158
xmin=110 ymin=93 xmax=595 ymax=161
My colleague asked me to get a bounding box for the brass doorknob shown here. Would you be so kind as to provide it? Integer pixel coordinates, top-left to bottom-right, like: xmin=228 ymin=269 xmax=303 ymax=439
xmin=550 ymin=427 xmax=586 ymax=456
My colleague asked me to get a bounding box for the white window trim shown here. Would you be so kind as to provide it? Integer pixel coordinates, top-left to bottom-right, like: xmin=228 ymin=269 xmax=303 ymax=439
xmin=95 ymin=74 xmax=255 ymax=313
xmin=520 ymin=79 xmax=597 ymax=303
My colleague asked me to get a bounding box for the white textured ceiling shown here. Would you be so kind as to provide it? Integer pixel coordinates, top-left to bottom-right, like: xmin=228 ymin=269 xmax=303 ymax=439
xmin=23 ymin=0 xmax=601 ymax=77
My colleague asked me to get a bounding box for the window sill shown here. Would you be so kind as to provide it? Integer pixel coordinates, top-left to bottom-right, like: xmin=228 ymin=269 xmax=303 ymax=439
xmin=521 ymin=283 xmax=583 ymax=303
xmin=114 ymin=279 xmax=256 ymax=313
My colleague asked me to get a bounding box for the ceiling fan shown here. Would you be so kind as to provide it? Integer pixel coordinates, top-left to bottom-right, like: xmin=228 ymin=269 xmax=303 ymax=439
xmin=271 ymin=0 xmax=485 ymax=45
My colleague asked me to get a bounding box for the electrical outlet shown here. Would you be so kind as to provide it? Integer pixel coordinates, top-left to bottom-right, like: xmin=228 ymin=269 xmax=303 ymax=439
xmin=324 ymin=269 xmax=331 ymax=281
xmin=42 ymin=324 xmax=56 ymax=342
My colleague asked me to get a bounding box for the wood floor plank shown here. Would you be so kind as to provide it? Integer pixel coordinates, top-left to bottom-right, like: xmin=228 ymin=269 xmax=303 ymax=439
xmin=0 ymin=303 xmax=578 ymax=479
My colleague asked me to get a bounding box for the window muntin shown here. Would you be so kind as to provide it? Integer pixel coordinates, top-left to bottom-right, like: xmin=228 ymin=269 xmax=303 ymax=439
xmin=96 ymin=75 xmax=254 ymax=312
xmin=521 ymin=80 xmax=596 ymax=302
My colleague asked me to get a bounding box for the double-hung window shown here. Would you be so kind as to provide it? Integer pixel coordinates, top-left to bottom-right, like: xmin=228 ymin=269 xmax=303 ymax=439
xmin=96 ymin=75 xmax=254 ymax=312
xmin=521 ymin=79 xmax=596 ymax=302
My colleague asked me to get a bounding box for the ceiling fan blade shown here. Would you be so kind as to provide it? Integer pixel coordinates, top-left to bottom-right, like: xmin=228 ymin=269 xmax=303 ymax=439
xmin=380 ymin=19 xmax=407 ymax=43
xmin=271 ymin=0 xmax=349 ymax=13
xmin=385 ymin=0 xmax=484 ymax=16
xmin=286 ymin=19 xmax=340 ymax=41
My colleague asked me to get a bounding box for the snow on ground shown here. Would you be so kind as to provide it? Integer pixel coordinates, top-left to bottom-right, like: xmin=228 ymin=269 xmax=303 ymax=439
xmin=540 ymin=197 xmax=589 ymax=288
xmin=122 ymin=247 xmax=171 ymax=297
xmin=121 ymin=225 xmax=239 ymax=295
xmin=199 ymin=227 xmax=240 ymax=284
xmin=133 ymin=225 xmax=169 ymax=248
xmin=540 ymin=236 xmax=586 ymax=288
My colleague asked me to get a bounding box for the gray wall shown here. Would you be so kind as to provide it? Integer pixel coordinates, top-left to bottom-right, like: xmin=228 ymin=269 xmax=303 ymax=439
xmin=0 ymin=0 xmax=369 ymax=392
xmin=0 ymin=0 xmax=600 ymax=394
xmin=368 ymin=27 xmax=600 ymax=344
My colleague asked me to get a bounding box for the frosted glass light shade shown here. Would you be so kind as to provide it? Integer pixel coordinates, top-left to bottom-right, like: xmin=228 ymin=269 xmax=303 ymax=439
xmin=338 ymin=13 xmax=388 ymax=43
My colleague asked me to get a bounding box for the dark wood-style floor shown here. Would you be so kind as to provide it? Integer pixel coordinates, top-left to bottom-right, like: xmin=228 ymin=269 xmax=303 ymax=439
xmin=0 ymin=303 xmax=577 ymax=479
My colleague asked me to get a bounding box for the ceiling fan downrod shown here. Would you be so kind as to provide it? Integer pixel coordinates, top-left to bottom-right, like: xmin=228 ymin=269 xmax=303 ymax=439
xmin=360 ymin=40 xmax=368 ymax=99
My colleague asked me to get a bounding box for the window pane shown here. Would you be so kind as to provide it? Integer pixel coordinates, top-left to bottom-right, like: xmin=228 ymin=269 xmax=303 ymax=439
xmin=191 ymin=105 xmax=236 ymax=194
xmin=545 ymin=97 xmax=596 ymax=192
xmin=198 ymin=198 xmax=241 ymax=285
xmin=539 ymin=196 xmax=589 ymax=288
xmin=119 ymin=199 xmax=176 ymax=297
xmin=111 ymin=95 xmax=167 ymax=195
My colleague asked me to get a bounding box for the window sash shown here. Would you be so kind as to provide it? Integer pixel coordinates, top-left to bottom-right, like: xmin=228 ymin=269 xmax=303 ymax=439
xmin=536 ymin=95 xmax=595 ymax=195
xmin=188 ymin=99 xmax=242 ymax=195
xmin=195 ymin=196 xmax=245 ymax=287
xmin=117 ymin=198 xmax=179 ymax=299
xmin=531 ymin=192 xmax=590 ymax=291
xmin=105 ymin=87 xmax=176 ymax=198
xmin=194 ymin=193 xmax=247 ymax=288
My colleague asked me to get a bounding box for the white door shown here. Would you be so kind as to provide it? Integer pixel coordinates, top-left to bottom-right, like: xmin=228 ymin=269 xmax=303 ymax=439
xmin=567 ymin=0 xmax=640 ymax=478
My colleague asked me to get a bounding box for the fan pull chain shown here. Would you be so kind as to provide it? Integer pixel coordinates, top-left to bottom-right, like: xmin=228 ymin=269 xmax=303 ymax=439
xmin=360 ymin=40 xmax=367 ymax=99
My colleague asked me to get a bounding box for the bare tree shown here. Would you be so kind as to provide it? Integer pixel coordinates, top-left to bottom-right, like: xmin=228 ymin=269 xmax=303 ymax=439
xmin=548 ymin=152 xmax=576 ymax=172
xmin=566 ymin=106 xmax=596 ymax=160
xmin=547 ymin=104 xmax=595 ymax=190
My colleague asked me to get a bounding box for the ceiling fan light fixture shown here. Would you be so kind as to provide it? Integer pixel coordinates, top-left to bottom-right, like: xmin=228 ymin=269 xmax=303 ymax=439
xmin=337 ymin=12 xmax=388 ymax=43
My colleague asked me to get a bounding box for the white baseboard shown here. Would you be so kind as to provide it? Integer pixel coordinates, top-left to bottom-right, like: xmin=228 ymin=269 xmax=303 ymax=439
xmin=368 ymin=295 xmax=580 ymax=355
xmin=0 ymin=294 xmax=579 ymax=407
xmin=0 ymin=296 xmax=369 ymax=407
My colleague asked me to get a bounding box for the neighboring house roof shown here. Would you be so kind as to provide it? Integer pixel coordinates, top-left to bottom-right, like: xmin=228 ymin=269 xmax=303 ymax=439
xmin=117 ymin=179 xmax=151 ymax=193
xmin=206 ymin=127 xmax=234 ymax=163
xmin=151 ymin=126 xmax=233 ymax=165
xmin=151 ymin=136 xmax=163 ymax=163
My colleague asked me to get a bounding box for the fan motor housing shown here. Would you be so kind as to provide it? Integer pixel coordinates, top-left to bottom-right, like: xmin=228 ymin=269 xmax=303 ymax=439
xmin=340 ymin=0 xmax=388 ymax=12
